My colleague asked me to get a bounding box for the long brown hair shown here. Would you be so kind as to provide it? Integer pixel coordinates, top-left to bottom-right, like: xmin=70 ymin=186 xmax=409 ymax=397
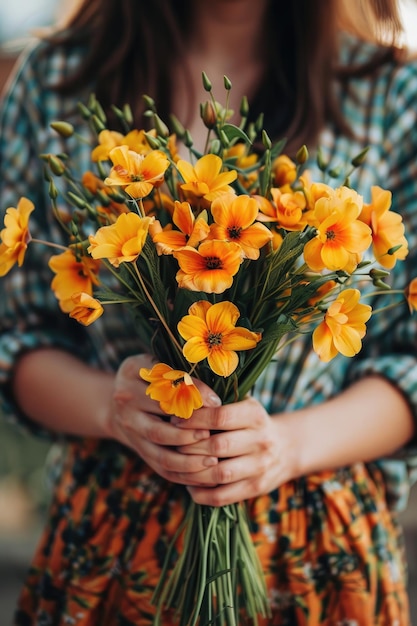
xmin=48 ymin=0 xmax=404 ymax=151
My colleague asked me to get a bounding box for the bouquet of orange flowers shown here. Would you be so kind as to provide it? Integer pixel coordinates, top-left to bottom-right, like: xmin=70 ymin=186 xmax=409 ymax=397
xmin=1 ymin=74 xmax=415 ymax=625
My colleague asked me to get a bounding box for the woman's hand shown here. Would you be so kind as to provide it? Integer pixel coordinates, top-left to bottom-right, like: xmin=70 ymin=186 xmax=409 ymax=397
xmin=172 ymin=396 xmax=299 ymax=506
xmin=105 ymin=354 xmax=222 ymax=484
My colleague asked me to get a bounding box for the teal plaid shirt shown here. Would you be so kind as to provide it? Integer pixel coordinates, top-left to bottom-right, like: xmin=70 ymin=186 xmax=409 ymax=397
xmin=1 ymin=35 xmax=417 ymax=511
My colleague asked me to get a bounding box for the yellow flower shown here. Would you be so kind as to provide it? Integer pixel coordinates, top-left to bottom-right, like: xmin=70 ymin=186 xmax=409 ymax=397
xmin=272 ymin=155 xmax=297 ymax=188
xmin=406 ymin=277 xmax=417 ymax=313
xmin=88 ymin=212 xmax=154 ymax=267
xmin=104 ymin=145 xmax=170 ymax=198
xmin=177 ymin=154 xmax=237 ymax=203
xmin=304 ymin=186 xmax=372 ymax=272
xmin=69 ymin=292 xmax=104 ymax=325
xmin=258 ymin=188 xmax=307 ymax=231
xmin=174 ymin=239 xmax=243 ymax=293
xmin=0 ymin=197 xmax=35 ymax=276
xmin=359 ymin=186 xmax=408 ymax=269
xmin=48 ymin=249 xmax=101 ymax=313
xmin=312 ymin=289 xmax=372 ymax=362
xmin=178 ymin=300 xmax=261 ymax=377
xmin=140 ymin=363 xmax=203 ymax=419
xmin=209 ymin=193 xmax=272 ymax=260
xmin=91 ymin=129 xmax=152 ymax=161
xmin=152 ymin=201 xmax=210 ymax=254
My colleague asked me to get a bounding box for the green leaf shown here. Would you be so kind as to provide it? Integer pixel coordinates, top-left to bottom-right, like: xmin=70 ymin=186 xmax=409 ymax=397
xmin=220 ymin=123 xmax=252 ymax=145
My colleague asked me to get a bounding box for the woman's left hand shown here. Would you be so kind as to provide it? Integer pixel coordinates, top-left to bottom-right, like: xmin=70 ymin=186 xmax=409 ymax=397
xmin=173 ymin=396 xmax=297 ymax=506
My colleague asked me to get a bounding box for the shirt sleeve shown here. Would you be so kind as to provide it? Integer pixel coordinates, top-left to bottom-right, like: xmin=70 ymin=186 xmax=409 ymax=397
xmin=0 ymin=43 xmax=95 ymax=439
xmin=345 ymin=57 xmax=417 ymax=510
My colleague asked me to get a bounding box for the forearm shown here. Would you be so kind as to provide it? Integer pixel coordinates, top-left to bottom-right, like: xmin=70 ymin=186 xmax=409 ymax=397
xmin=283 ymin=375 xmax=415 ymax=477
xmin=11 ymin=347 xmax=115 ymax=438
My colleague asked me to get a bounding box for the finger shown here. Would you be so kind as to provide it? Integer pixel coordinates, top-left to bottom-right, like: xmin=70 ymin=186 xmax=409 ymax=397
xmin=173 ymin=396 xmax=265 ymax=432
xmin=187 ymin=470 xmax=271 ymax=506
xmin=162 ymin=453 xmax=270 ymax=490
xmin=123 ymin=411 xmax=212 ymax=447
xmin=145 ymin=443 xmax=218 ymax=476
xmin=177 ymin=427 xmax=266 ymax=458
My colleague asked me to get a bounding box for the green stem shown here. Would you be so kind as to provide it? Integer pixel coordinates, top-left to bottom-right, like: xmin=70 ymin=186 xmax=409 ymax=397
xmin=30 ymin=238 xmax=69 ymax=252
xmin=132 ymin=263 xmax=185 ymax=358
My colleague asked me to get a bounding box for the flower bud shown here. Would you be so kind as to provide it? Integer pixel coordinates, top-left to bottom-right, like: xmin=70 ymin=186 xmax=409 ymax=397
xmin=77 ymin=102 xmax=91 ymax=120
xmin=240 ymin=95 xmax=249 ymax=118
xmin=67 ymin=191 xmax=87 ymax=209
xmin=50 ymin=121 xmax=75 ymax=138
xmin=184 ymin=130 xmax=194 ymax=148
xmin=262 ymin=130 xmax=272 ymax=150
xmin=254 ymin=113 xmax=264 ymax=134
xmin=295 ymin=145 xmax=308 ymax=164
xmin=93 ymin=101 xmax=107 ymax=124
xmin=201 ymin=101 xmax=217 ymax=129
xmin=316 ymin=146 xmax=328 ymax=172
xmin=370 ymin=268 xmax=390 ymax=279
xmin=97 ymin=161 xmax=108 ymax=179
xmin=153 ymin=114 xmax=170 ymax=138
xmin=223 ymin=75 xmax=232 ymax=91
xmin=96 ymin=190 xmax=111 ymax=206
xmin=107 ymin=189 xmax=127 ymax=203
xmin=91 ymin=114 xmax=106 ymax=133
xmin=387 ymin=244 xmax=403 ymax=256
xmin=373 ymin=278 xmax=391 ymax=290
xmin=143 ymin=94 xmax=156 ymax=111
xmin=169 ymin=114 xmax=186 ymax=138
xmin=145 ymin=132 xmax=162 ymax=149
xmin=123 ymin=104 xmax=133 ymax=126
xmin=202 ymin=72 xmax=212 ymax=92
xmin=48 ymin=155 xmax=66 ymax=176
xmin=48 ymin=180 xmax=59 ymax=199
xmin=328 ymin=165 xmax=342 ymax=178
xmin=209 ymin=139 xmax=222 ymax=155
xmin=351 ymin=147 xmax=370 ymax=167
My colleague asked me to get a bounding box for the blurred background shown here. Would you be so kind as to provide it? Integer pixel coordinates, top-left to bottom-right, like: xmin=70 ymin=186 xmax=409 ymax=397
xmin=0 ymin=0 xmax=417 ymax=623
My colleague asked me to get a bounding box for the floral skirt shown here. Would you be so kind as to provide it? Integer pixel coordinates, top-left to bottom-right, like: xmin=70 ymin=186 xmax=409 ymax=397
xmin=13 ymin=439 xmax=410 ymax=626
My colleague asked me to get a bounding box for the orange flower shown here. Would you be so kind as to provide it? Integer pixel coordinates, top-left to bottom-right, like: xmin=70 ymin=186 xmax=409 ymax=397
xmin=139 ymin=363 xmax=203 ymax=419
xmin=304 ymin=187 xmax=372 ymax=272
xmin=406 ymin=277 xmax=417 ymax=313
xmin=152 ymin=201 xmax=210 ymax=254
xmin=0 ymin=197 xmax=35 ymax=276
xmin=174 ymin=239 xmax=243 ymax=293
xmin=224 ymin=144 xmax=258 ymax=190
xmin=104 ymin=145 xmax=170 ymax=198
xmin=69 ymin=292 xmax=104 ymax=325
xmin=209 ymin=193 xmax=272 ymax=260
xmin=178 ymin=300 xmax=261 ymax=377
xmin=176 ymin=154 xmax=237 ymax=203
xmin=258 ymin=187 xmax=307 ymax=231
xmin=272 ymin=155 xmax=297 ymax=189
xmin=359 ymin=186 xmax=408 ymax=269
xmin=48 ymin=249 xmax=101 ymax=313
xmin=91 ymin=129 xmax=152 ymax=161
xmin=88 ymin=212 xmax=154 ymax=267
xmin=312 ymin=289 xmax=372 ymax=362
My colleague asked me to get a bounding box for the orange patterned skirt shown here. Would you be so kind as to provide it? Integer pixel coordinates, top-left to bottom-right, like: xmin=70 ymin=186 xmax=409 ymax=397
xmin=13 ymin=439 xmax=411 ymax=625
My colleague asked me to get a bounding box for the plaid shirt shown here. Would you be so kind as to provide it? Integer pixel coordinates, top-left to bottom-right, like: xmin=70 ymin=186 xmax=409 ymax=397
xmin=1 ymin=35 xmax=417 ymax=511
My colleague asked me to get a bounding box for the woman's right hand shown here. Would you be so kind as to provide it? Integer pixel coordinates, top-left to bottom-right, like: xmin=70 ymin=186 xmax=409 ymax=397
xmin=105 ymin=354 xmax=221 ymax=484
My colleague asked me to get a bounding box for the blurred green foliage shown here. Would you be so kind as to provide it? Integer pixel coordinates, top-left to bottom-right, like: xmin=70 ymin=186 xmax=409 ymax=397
xmin=0 ymin=417 xmax=51 ymax=511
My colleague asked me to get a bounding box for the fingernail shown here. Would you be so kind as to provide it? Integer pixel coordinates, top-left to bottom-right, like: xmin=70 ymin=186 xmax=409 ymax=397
xmin=208 ymin=393 xmax=221 ymax=406
xmin=194 ymin=430 xmax=210 ymax=440
xmin=203 ymin=456 xmax=218 ymax=467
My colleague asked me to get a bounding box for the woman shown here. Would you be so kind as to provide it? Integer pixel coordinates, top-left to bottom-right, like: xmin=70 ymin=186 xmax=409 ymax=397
xmin=1 ymin=0 xmax=417 ymax=624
